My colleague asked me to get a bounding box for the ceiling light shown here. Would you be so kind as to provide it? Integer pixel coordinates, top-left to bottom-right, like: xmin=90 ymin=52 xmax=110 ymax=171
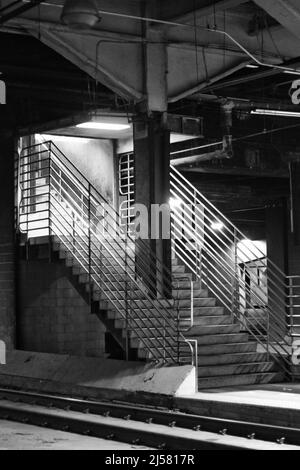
xmin=61 ymin=0 xmax=100 ymax=29
xmin=251 ymin=109 xmax=300 ymax=118
xmin=283 ymin=70 xmax=300 ymax=76
xmin=76 ymin=122 xmax=131 ymax=131
xmin=211 ymin=221 xmax=225 ymax=231
xmin=169 ymin=197 xmax=183 ymax=210
xmin=246 ymin=64 xmax=259 ymax=69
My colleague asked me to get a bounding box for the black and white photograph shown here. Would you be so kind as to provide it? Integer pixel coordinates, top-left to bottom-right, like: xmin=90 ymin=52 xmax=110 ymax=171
xmin=0 ymin=0 xmax=299 ymax=455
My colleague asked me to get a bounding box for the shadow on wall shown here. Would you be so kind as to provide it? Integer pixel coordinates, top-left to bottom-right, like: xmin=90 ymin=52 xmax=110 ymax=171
xmin=40 ymin=134 xmax=115 ymax=203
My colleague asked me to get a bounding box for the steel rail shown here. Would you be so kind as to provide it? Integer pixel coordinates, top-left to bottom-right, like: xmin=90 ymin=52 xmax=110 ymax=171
xmin=0 ymin=388 xmax=299 ymax=448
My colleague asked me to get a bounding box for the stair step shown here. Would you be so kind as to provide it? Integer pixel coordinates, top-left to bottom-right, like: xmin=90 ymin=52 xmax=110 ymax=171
xmin=137 ymin=341 xmax=258 ymax=359
xmin=127 ymin=327 xmax=176 ymax=339
xmin=197 ymin=342 xmax=257 ymax=355
xmin=196 ymin=333 xmax=249 ymax=345
xmin=130 ymin=337 xmax=177 ymax=349
xmin=172 ymin=265 xmax=186 ymax=274
xmin=106 ymin=304 xmax=224 ymax=320
xmin=172 ymin=272 xmax=193 ymax=280
xmin=197 ymin=371 xmax=285 ymax=390
xmin=172 ymin=280 xmax=202 ymax=290
xmin=115 ymin=315 xmax=234 ymax=329
xmin=179 ymin=306 xmax=225 ymax=316
xmin=185 ymin=324 xmax=240 ymax=336
xmin=185 ymin=315 xmax=233 ymax=326
xmin=178 ymin=298 xmax=217 ymax=308
xmin=196 ymin=352 xmax=270 ymax=366
xmin=172 ymin=288 xmax=210 ymax=300
xmin=197 ymin=361 xmax=276 ymax=378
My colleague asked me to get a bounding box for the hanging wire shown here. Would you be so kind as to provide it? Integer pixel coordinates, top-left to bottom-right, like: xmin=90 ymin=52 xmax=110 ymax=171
xmin=263 ymin=14 xmax=284 ymax=63
xmin=193 ymin=0 xmax=200 ymax=86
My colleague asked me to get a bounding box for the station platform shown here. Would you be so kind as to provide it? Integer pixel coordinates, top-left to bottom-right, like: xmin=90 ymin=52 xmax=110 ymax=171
xmin=0 ymin=350 xmax=300 ymax=431
xmin=175 ymin=383 xmax=300 ymax=428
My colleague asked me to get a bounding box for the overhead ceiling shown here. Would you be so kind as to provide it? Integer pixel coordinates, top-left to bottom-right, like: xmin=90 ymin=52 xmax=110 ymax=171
xmin=1 ymin=0 xmax=300 ymax=108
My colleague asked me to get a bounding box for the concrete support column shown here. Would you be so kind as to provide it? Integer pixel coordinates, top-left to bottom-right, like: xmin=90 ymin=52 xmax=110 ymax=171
xmin=266 ymin=202 xmax=288 ymax=340
xmin=0 ymin=135 xmax=16 ymax=349
xmin=134 ymin=115 xmax=171 ymax=297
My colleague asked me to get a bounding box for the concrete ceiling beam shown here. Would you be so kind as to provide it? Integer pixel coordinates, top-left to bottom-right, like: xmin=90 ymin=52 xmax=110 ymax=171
xmin=168 ymin=60 xmax=248 ymax=103
xmin=160 ymin=0 xmax=249 ymax=26
xmin=253 ymin=0 xmax=300 ymax=41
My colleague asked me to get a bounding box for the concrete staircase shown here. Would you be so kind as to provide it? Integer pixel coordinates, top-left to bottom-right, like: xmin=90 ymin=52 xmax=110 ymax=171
xmin=172 ymin=258 xmax=285 ymax=389
xmin=47 ymin=235 xmax=285 ymax=390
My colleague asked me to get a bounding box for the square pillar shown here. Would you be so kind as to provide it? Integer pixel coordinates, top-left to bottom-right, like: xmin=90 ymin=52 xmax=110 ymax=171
xmin=134 ymin=114 xmax=171 ymax=297
xmin=0 ymin=135 xmax=16 ymax=349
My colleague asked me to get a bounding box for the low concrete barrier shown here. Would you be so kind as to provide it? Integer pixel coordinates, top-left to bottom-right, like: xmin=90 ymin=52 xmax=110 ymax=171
xmin=0 ymin=350 xmax=196 ymax=406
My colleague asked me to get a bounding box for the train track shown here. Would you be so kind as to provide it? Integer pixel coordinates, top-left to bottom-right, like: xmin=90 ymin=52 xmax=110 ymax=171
xmin=0 ymin=388 xmax=299 ymax=450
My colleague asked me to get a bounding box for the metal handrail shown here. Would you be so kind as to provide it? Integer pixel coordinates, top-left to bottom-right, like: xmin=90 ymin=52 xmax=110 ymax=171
xmin=170 ymin=165 xmax=292 ymax=375
xmin=170 ymin=172 xmax=288 ymax=315
xmin=287 ymin=276 xmax=300 ymax=338
xmin=18 ymin=143 xmax=194 ymax=367
xmin=20 ymin=146 xmax=174 ymax=302
xmin=21 ymin=143 xmax=175 ymax=298
xmin=171 ymin=164 xmax=287 ymax=279
xmin=170 ymin=172 xmax=288 ymax=296
xmin=171 ymin=208 xmax=288 ymax=332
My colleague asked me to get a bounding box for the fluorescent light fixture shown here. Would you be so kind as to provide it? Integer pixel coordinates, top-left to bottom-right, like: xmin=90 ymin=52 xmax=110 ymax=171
xmin=76 ymin=122 xmax=131 ymax=131
xmin=251 ymin=108 xmax=300 ymax=118
xmin=169 ymin=197 xmax=183 ymax=210
xmin=283 ymin=70 xmax=300 ymax=76
xmin=246 ymin=64 xmax=259 ymax=69
xmin=211 ymin=221 xmax=224 ymax=231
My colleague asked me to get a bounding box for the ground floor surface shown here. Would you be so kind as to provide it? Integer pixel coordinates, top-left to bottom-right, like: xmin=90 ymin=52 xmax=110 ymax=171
xmin=0 ymin=420 xmax=152 ymax=450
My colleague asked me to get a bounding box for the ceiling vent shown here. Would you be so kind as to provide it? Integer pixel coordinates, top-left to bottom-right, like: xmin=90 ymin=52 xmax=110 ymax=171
xmin=61 ymin=0 xmax=100 ymax=29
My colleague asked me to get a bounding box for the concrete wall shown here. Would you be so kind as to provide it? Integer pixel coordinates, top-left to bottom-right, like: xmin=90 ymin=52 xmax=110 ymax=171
xmin=41 ymin=135 xmax=115 ymax=204
xmin=0 ymin=136 xmax=16 ymax=350
xmin=18 ymin=258 xmax=106 ymax=358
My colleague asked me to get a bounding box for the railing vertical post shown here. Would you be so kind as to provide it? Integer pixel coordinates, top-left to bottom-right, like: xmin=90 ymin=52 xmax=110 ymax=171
xmin=231 ymin=228 xmax=238 ymax=322
xmin=289 ymin=277 xmax=294 ymax=338
xmin=124 ymin=233 xmax=130 ymax=361
xmin=267 ymin=311 xmax=270 ymax=361
xmin=176 ymin=280 xmax=180 ymax=364
xmin=88 ymin=183 xmax=92 ymax=309
xmin=48 ymin=144 xmax=52 ymax=260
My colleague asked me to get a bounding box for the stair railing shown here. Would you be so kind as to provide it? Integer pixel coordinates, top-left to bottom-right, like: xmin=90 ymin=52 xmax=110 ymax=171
xmin=18 ymin=141 xmax=196 ymax=368
xmin=287 ymin=276 xmax=300 ymax=339
xmin=170 ymin=165 xmax=291 ymax=376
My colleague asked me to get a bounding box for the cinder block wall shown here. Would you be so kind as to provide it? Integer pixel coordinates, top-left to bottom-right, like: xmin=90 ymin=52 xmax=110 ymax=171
xmin=18 ymin=259 xmax=106 ymax=357
xmin=0 ymin=137 xmax=16 ymax=349
xmin=0 ymin=243 xmax=15 ymax=349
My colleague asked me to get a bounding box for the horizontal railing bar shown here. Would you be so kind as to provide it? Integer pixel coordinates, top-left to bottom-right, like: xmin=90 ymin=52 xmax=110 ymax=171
xmin=171 ymin=182 xmax=287 ymax=292
xmin=49 ymin=194 xmax=180 ymax=339
xmin=172 ymin=222 xmax=290 ymax=353
xmin=171 ymin=209 xmax=288 ymax=315
xmin=170 ymin=201 xmax=288 ymax=309
xmin=48 ymin=180 xmax=174 ymax=298
xmin=49 ymin=209 xmax=179 ymax=359
xmin=171 ymin=168 xmax=287 ymax=278
xmin=50 ymin=222 xmax=176 ymax=361
xmin=23 ymin=146 xmax=175 ymax=295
